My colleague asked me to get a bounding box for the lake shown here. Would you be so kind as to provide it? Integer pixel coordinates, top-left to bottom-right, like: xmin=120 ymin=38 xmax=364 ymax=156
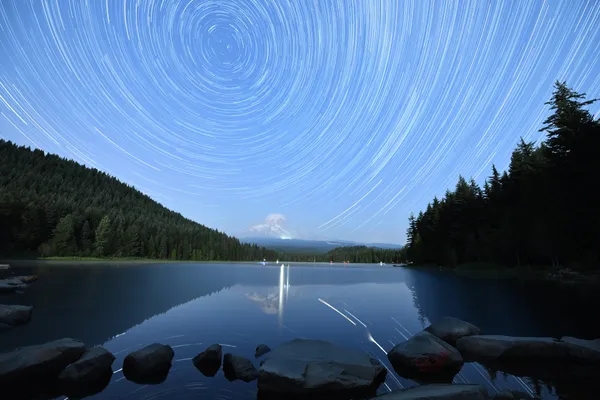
xmin=1 ymin=261 xmax=599 ymax=399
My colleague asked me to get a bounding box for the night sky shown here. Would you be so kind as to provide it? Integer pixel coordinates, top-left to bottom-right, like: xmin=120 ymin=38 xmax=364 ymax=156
xmin=1 ymin=0 xmax=599 ymax=244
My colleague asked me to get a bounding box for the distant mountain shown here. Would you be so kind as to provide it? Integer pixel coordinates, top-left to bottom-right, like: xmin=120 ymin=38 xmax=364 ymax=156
xmin=245 ymin=213 xmax=292 ymax=239
xmin=241 ymin=236 xmax=402 ymax=254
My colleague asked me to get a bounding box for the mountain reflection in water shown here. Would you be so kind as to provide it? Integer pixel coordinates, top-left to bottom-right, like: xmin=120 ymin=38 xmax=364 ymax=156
xmin=0 ymin=261 xmax=598 ymax=399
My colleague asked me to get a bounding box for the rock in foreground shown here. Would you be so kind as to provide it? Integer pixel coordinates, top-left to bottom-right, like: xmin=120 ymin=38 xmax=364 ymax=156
xmin=387 ymin=331 xmax=464 ymax=382
xmin=123 ymin=343 xmax=174 ymax=384
xmin=425 ymin=317 xmax=481 ymax=345
xmin=456 ymin=335 xmax=561 ymax=362
xmin=193 ymin=343 xmax=222 ymax=377
xmin=456 ymin=335 xmax=600 ymax=364
xmin=0 ymin=338 xmax=86 ymax=396
xmin=369 ymin=384 xmax=488 ymax=399
xmin=0 ymin=304 xmax=33 ymax=327
xmin=559 ymin=336 xmax=600 ymax=363
xmin=255 ymin=343 xmax=271 ymax=358
xmin=58 ymin=346 xmax=115 ymax=398
xmin=223 ymin=353 xmax=258 ymax=382
xmin=258 ymin=339 xmax=387 ymax=398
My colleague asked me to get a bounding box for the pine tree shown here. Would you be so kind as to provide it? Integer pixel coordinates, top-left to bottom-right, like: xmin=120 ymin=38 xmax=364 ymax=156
xmin=94 ymin=216 xmax=111 ymax=257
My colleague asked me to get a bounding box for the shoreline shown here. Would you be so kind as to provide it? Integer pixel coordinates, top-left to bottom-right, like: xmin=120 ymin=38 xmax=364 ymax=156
xmin=405 ymin=262 xmax=600 ymax=286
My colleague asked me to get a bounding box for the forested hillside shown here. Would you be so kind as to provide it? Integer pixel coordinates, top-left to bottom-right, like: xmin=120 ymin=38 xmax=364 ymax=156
xmin=405 ymin=82 xmax=599 ymax=270
xmin=0 ymin=140 xmax=278 ymax=261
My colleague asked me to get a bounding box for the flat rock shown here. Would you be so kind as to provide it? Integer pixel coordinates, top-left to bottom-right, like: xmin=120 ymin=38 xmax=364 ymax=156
xmin=223 ymin=353 xmax=257 ymax=382
xmin=456 ymin=335 xmax=600 ymax=364
xmin=369 ymin=384 xmax=488 ymax=399
xmin=58 ymin=346 xmax=115 ymax=398
xmin=255 ymin=344 xmax=271 ymax=358
xmin=559 ymin=336 xmax=600 ymax=363
xmin=425 ymin=317 xmax=481 ymax=345
xmin=258 ymin=339 xmax=387 ymax=397
xmin=0 ymin=304 xmax=33 ymax=326
xmin=0 ymin=338 xmax=86 ymax=394
xmin=193 ymin=344 xmax=222 ymax=377
xmin=123 ymin=343 xmax=174 ymax=384
xmin=387 ymin=331 xmax=464 ymax=382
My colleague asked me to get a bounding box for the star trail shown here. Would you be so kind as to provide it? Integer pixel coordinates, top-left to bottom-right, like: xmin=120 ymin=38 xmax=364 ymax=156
xmin=1 ymin=0 xmax=599 ymax=243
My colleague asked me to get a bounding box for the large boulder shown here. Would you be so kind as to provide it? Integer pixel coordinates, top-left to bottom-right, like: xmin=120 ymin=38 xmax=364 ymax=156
xmin=0 ymin=304 xmax=33 ymax=327
xmin=456 ymin=335 xmax=600 ymax=364
xmin=369 ymin=384 xmax=488 ymax=399
xmin=258 ymin=339 xmax=387 ymax=398
xmin=223 ymin=353 xmax=258 ymax=382
xmin=0 ymin=338 xmax=86 ymax=397
xmin=193 ymin=343 xmax=222 ymax=377
xmin=123 ymin=343 xmax=174 ymax=384
xmin=425 ymin=317 xmax=481 ymax=346
xmin=387 ymin=331 xmax=464 ymax=382
xmin=58 ymin=346 xmax=115 ymax=398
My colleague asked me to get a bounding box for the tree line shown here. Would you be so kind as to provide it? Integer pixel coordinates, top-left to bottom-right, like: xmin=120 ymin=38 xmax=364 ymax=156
xmin=280 ymin=245 xmax=405 ymax=264
xmin=404 ymin=82 xmax=599 ymax=270
xmin=0 ymin=139 xmax=279 ymax=261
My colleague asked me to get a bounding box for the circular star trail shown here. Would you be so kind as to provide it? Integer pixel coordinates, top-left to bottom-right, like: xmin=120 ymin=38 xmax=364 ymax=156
xmin=1 ymin=0 xmax=599 ymax=242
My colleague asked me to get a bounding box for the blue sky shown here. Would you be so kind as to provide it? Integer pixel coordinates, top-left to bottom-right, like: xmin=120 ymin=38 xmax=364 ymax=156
xmin=1 ymin=0 xmax=599 ymax=244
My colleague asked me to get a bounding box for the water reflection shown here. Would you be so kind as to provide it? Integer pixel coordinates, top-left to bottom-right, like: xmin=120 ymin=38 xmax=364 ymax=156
xmin=1 ymin=263 xmax=598 ymax=399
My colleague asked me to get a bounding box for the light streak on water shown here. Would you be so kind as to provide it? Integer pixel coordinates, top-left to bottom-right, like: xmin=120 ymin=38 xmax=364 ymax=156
xmin=344 ymin=309 xmax=367 ymax=327
xmin=318 ymin=298 xmax=356 ymax=326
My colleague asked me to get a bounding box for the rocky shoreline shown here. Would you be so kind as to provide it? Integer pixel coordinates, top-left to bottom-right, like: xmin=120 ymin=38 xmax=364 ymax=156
xmin=0 ymin=275 xmax=37 ymax=331
xmin=2 ymin=277 xmax=599 ymax=399
xmin=1 ymin=315 xmax=599 ymax=399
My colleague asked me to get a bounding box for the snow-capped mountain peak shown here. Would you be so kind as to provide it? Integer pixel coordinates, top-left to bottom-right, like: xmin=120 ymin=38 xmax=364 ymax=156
xmin=246 ymin=213 xmax=292 ymax=239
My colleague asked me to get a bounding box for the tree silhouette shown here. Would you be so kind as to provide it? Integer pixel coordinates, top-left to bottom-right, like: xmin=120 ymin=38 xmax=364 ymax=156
xmin=404 ymin=82 xmax=599 ymax=270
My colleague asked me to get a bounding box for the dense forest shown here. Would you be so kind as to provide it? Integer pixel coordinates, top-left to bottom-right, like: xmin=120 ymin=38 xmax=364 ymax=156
xmin=405 ymin=82 xmax=599 ymax=271
xmin=281 ymin=245 xmax=405 ymax=264
xmin=0 ymin=140 xmax=279 ymax=261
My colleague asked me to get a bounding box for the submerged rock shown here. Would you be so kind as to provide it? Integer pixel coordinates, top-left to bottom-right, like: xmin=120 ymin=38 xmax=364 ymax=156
xmin=387 ymin=331 xmax=464 ymax=382
xmin=19 ymin=275 xmax=38 ymax=284
xmin=0 ymin=282 xmax=26 ymax=294
xmin=0 ymin=276 xmax=37 ymax=294
xmin=258 ymin=339 xmax=387 ymax=397
xmin=425 ymin=317 xmax=481 ymax=345
xmin=0 ymin=338 xmax=86 ymax=397
xmin=58 ymin=346 xmax=115 ymax=398
xmin=369 ymin=384 xmax=488 ymax=399
xmin=193 ymin=343 xmax=222 ymax=377
xmin=255 ymin=344 xmax=271 ymax=358
xmin=223 ymin=353 xmax=257 ymax=382
xmin=0 ymin=304 xmax=32 ymax=327
xmin=123 ymin=343 xmax=174 ymax=384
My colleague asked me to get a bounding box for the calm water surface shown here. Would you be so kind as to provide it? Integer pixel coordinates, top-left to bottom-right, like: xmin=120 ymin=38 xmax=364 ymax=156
xmin=1 ymin=262 xmax=599 ymax=399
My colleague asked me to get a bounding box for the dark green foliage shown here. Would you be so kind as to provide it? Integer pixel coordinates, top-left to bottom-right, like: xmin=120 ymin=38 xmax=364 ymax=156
xmin=405 ymin=82 xmax=600 ymax=270
xmin=0 ymin=141 xmax=278 ymax=261
xmin=279 ymin=245 xmax=406 ymax=264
